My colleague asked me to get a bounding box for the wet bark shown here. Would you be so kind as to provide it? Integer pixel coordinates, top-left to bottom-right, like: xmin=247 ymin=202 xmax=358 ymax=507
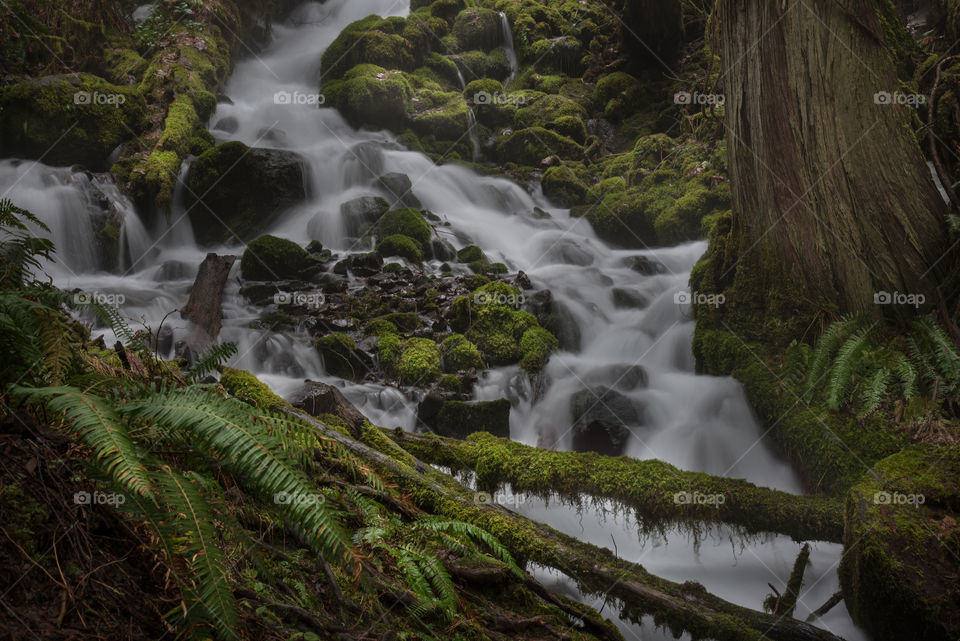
xmin=713 ymin=0 xmax=950 ymax=321
xmin=180 ymin=253 xmax=237 ymax=351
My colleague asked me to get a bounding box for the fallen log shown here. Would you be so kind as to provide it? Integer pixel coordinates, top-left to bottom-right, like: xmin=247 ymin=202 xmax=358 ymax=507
xmin=290 ymin=413 xmax=847 ymax=641
xmin=387 ymin=430 xmax=843 ymax=543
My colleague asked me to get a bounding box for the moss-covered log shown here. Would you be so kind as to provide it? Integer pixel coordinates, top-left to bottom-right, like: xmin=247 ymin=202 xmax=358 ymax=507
xmin=387 ymin=429 xmax=843 ymax=543
xmin=291 ymin=411 xmax=846 ymax=641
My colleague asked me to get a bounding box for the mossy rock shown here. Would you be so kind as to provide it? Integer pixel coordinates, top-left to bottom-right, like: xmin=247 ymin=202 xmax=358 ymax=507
xmin=374 ymin=208 xmax=432 ymax=248
xmin=0 ymin=73 xmax=146 ymax=169
xmin=463 ymin=282 xmax=555 ymax=366
xmin=220 ymin=367 xmax=291 ymax=410
xmin=631 ymin=133 xmax=679 ymax=173
xmin=528 ymin=36 xmax=586 ymax=76
xmin=542 ymin=165 xmax=587 ymax=207
xmin=186 ymin=141 xmax=307 ymax=245
xmin=316 ymin=333 xmax=371 ymax=381
xmin=546 ymin=115 xmax=587 ymax=144
xmin=452 ymin=48 xmax=512 ymax=82
xmin=240 ymin=235 xmax=310 ymax=281
xmin=456 ymin=245 xmax=485 ymax=263
xmin=495 ymin=127 xmax=583 ymax=165
xmin=411 ymin=95 xmax=470 ymax=140
xmin=320 ymin=16 xmax=417 ymax=80
xmin=324 ymin=64 xmax=414 ymax=132
xmin=377 ymin=234 xmax=424 ymax=262
xmin=519 ymin=326 xmax=558 ymax=373
xmin=440 ymin=334 xmax=483 ymax=372
xmin=595 ymin=71 xmax=643 ymax=119
xmin=840 ymin=445 xmax=960 ymax=641
xmin=452 ymin=8 xmax=501 ymax=51
xmin=377 ymin=331 xmax=403 ymax=372
xmin=514 ymin=93 xmax=587 ymax=130
xmin=397 ymin=337 xmax=442 ymax=385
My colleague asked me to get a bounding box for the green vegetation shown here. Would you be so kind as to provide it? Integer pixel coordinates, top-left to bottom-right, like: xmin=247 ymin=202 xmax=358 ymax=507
xmin=240 ymin=235 xmax=311 ymax=281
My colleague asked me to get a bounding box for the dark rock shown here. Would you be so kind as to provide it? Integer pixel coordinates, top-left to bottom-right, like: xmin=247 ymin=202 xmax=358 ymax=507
xmin=515 ymin=270 xmax=533 ymax=290
xmin=548 ymin=239 xmax=594 ymax=266
xmin=341 ymin=196 xmax=390 ymax=236
xmin=316 ymin=333 xmax=373 ymax=382
xmin=305 ymin=240 xmax=324 ymax=254
xmin=570 ymin=387 xmax=643 ymax=456
xmin=624 ymin=256 xmax=667 ymax=275
xmin=213 ymin=116 xmax=239 ymax=133
xmin=612 ymin=288 xmax=649 ymax=309
xmin=240 ymin=235 xmax=311 ymax=281
xmin=417 ymin=394 xmax=511 ymax=439
xmin=294 ymin=380 xmax=367 ymax=436
xmin=529 ymin=290 xmax=581 ymax=351
xmin=377 ymin=172 xmax=422 ymax=209
xmin=186 ymin=141 xmax=307 ymax=245
xmin=430 ymin=238 xmax=456 ymax=261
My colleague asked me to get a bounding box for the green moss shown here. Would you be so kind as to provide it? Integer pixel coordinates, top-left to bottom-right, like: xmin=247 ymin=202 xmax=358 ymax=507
xmin=519 ymin=326 xmax=558 ymax=373
xmin=220 ymin=367 xmax=291 ymax=411
xmin=377 ymin=234 xmax=424 ymax=262
xmin=495 ymin=127 xmax=583 ymax=164
xmin=316 ymin=333 xmax=369 ymax=381
xmin=541 ymin=165 xmax=587 ymax=207
xmin=456 ymin=245 xmax=485 ymax=263
xmin=321 ymin=17 xmax=417 ymax=80
xmin=438 ymin=374 xmax=463 ymax=392
xmin=440 ymin=334 xmax=484 ymax=372
xmin=397 ymin=337 xmax=442 ymax=385
xmin=375 ymin=207 xmax=433 ymax=249
xmin=377 ymin=332 xmax=403 ymax=372
xmin=240 ymin=235 xmax=310 ymax=281
xmin=547 ymin=115 xmax=587 ymax=144
xmin=324 ymin=65 xmax=414 ymax=131
xmin=364 ymin=319 xmax=399 ymax=337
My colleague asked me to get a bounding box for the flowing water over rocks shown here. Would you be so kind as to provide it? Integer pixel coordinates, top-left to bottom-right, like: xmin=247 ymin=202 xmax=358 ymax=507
xmin=0 ymin=1 xmax=868 ymax=639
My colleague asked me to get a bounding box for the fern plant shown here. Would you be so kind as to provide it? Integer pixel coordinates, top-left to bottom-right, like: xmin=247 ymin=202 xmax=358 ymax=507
xmin=801 ymin=314 xmax=960 ymax=416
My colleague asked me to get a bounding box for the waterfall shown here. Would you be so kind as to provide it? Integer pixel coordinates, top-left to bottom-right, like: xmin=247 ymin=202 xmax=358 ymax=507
xmin=499 ymin=12 xmax=519 ymax=88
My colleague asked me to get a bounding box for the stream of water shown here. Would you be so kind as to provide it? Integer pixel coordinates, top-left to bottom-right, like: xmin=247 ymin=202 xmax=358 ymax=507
xmin=0 ymin=1 xmax=868 ymax=639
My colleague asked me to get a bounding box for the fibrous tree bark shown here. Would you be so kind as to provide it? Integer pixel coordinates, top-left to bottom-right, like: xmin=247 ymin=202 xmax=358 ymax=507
xmin=712 ymin=0 xmax=950 ymax=322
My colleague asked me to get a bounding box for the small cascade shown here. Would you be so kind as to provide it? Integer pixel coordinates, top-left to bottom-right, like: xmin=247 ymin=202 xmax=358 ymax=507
xmin=499 ymin=12 xmax=519 ymax=87
xmin=466 ymin=108 xmax=481 ymax=161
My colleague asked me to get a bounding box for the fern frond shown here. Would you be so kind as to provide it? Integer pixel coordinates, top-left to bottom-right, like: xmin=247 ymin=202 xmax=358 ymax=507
xmin=804 ymin=314 xmax=860 ymax=398
xmin=188 ymin=342 xmax=238 ymax=382
xmin=857 ymin=368 xmax=890 ymax=417
xmin=824 ymin=325 xmax=875 ymax=410
xmin=410 ymin=517 xmax=522 ymax=577
xmin=13 ymin=385 xmax=153 ymax=500
xmin=122 ymin=386 xmax=357 ymax=569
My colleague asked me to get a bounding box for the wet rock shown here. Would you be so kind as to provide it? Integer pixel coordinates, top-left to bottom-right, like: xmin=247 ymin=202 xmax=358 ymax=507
xmin=624 ymin=255 xmax=667 ymax=275
xmin=377 ymin=172 xmax=422 ymax=209
xmin=257 ymin=126 xmax=287 ymax=145
xmin=186 ymin=141 xmax=307 ymax=245
xmin=316 ymin=333 xmax=373 ymax=382
xmin=430 ymin=238 xmax=456 ymax=261
xmin=612 ymin=288 xmax=649 ymax=309
xmin=341 ymin=196 xmax=390 ymax=236
xmin=417 ymin=394 xmax=510 ymax=439
xmin=547 ymin=239 xmax=594 ymax=266
xmin=294 ymin=380 xmax=367 ymax=436
xmin=529 ymin=290 xmax=581 ymax=351
xmin=515 ymin=270 xmax=533 ymax=290
xmin=570 ymin=387 xmax=643 ymax=456
xmin=213 ymin=116 xmax=239 ymax=133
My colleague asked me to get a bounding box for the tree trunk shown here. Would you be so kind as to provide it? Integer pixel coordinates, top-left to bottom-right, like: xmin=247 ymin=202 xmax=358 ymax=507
xmin=180 ymin=253 xmax=237 ymax=351
xmin=389 ymin=429 xmax=844 ymax=543
xmin=292 ymin=412 xmax=846 ymax=641
xmin=713 ymin=0 xmax=949 ymax=321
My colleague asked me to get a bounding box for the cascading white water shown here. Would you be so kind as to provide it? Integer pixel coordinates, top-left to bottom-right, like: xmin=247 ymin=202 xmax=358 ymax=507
xmin=0 ymin=1 xmax=867 ymax=638
xmin=499 ymin=12 xmax=519 ymax=88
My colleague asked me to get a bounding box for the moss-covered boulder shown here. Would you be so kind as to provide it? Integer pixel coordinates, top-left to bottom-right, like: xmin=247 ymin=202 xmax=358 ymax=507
xmin=495 ymin=127 xmax=583 ymax=165
xmin=440 ymin=334 xmax=483 ymax=372
xmin=542 ymin=166 xmax=588 ymax=207
xmin=320 ymin=16 xmax=418 ymax=80
xmin=374 ymin=208 xmax=432 ymax=248
xmin=316 ymin=333 xmax=372 ymax=381
xmin=186 ymin=141 xmax=306 ymax=245
xmin=397 ymin=338 xmax=442 ymax=385
xmin=323 ymin=64 xmax=414 ymax=131
xmin=411 ymin=94 xmax=470 ymax=141
xmin=417 ymin=395 xmax=510 ymax=439
xmin=595 ymin=71 xmax=643 ymax=119
xmin=377 ymin=234 xmax=423 ymax=262
xmin=341 ymin=196 xmax=390 ymax=236
xmin=452 ymin=8 xmax=501 ymax=51
xmin=240 ymin=235 xmax=311 ymax=281
xmin=514 ymin=94 xmax=587 ymax=130
xmin=840 ymin=445 xmax=960 ymax=641
xmin=0 ymin=74 xmax=146 ymax=169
